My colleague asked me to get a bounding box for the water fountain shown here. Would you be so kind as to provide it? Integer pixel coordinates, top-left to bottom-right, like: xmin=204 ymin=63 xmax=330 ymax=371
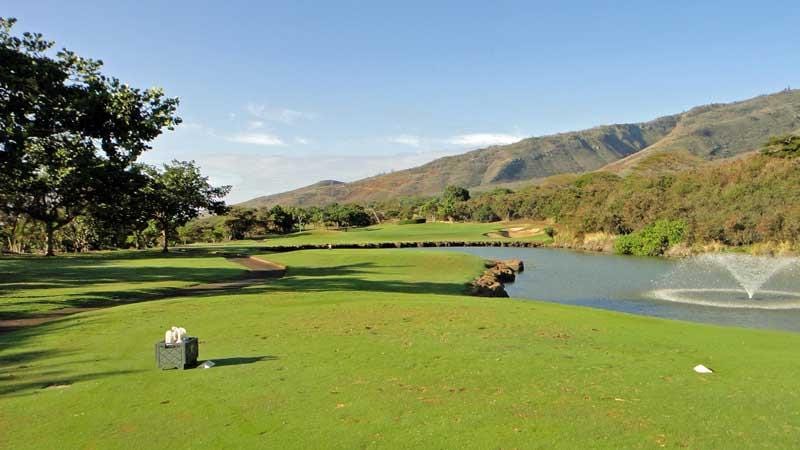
xmin=696 ymin=254 xmax=797 ymax=299
xmin=650 ymin=253 xmax=800 ymax=309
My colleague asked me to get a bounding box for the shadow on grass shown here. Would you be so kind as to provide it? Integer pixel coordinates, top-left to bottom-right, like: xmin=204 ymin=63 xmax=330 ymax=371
xmin=0 ymin=338 xmax=144 ymax=397
xmin=237 ymin=261 xmax=471 ymax=297
xmin=0 ymin=256 xmax=249 ymax=320
xmin=0 ymin=369 xmax=144 ymax=397
xmin=207 ymin=355 xmax=278 ymax=367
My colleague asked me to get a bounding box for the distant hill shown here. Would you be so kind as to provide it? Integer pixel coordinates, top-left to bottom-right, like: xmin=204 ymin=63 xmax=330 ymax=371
xmin=602 ymin=89 xmax=800 ymax=174
xmin=240 ymin=180 xmax=347 ymax=208
xmin=240 ymin=89 xmax=800 ymax=208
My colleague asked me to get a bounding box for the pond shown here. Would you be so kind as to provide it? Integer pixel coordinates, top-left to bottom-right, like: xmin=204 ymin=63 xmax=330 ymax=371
xmin=427 ymin=247 xmax=800 ymax=333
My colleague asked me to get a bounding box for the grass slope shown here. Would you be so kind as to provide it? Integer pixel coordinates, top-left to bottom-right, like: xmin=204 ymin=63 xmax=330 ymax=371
xmin=0 ymin=251 xmax=246 ymax=318
xmin=194 ymin=222 xmax=552 ymax=248
xmin=2 ymin=249 xmax=799 ymax=448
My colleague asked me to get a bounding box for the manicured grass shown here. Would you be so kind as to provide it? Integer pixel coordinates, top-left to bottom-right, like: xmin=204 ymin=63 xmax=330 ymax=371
xmin=0 ymin=250 xmax=246 ymax=318
xmin=2 ymin=249 xmax=799 ymax=448
xmin=193 ymin=222 xmax=553 ymax=248
xmin=262 ymin=249 xmax=486 ymax=296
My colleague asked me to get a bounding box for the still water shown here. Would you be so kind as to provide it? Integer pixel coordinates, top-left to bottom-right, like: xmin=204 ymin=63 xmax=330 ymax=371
xmin=428 ymin=247 xmax=800 ymax=333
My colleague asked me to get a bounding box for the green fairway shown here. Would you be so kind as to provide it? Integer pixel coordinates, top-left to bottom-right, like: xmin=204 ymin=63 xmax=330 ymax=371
xmin=194 ymin=221 xmax=553 ymax=248
xmin=2 ymin=249 xmax=799 ymax=448
xmin=0 ymin=251 xmax=246 ymax=318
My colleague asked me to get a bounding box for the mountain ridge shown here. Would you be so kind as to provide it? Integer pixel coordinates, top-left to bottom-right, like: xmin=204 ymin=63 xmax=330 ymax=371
xmin=240 ymin=89 xmax=800 ymax=208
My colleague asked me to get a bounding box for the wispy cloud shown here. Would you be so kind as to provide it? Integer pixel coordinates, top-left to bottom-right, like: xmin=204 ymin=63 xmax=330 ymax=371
xmin=229 ymin=132 xmax=285 ymax=146
xmin=447 ymin=133 xmax=524 ymax=147
xmin=246 ymin=104 xmax=315 ymax=125
xmin=388 ymin=134 xmax=421 ymax=147
xmin=294 ymin=137 xmax=310 ymax=145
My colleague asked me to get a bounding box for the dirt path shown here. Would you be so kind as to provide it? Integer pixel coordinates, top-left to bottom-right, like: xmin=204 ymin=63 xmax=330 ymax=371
xmin=0 ymin=256 xmax=285 ymax=333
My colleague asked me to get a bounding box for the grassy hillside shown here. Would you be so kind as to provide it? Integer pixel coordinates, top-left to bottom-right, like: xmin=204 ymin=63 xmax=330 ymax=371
xmin=242 ymin=89 xmax=800 ymax=207
xmin=242 ymin=180 xmax=347 ymax=208
xmin=3 ymin=249 xmax=800 ymax=448
xmin=187 ymin=222 xmax=553 ymax=248
xmin=604 ymin=89 xmax=800 ymax=174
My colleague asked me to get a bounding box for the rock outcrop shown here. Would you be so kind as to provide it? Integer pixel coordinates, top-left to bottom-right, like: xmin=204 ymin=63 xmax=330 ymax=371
xmin=470 ymin=259 xmax=525 ymax=298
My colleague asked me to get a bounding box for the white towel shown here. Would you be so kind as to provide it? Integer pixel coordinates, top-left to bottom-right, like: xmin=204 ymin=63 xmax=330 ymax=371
xmin=165 ymin=329 xmax=175 ymax=345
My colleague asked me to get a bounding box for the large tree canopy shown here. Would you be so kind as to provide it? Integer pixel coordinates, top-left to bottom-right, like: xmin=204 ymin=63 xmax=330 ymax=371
xmin=0 ymin=18 xmax=181 ymax=255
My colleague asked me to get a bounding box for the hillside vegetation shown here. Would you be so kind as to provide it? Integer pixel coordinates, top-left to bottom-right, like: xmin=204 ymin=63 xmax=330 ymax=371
xmin=496 ymin=151 xmax=800 ymax=251
xmin=243 ymin=89 xmax=800 ymax=207
xmin=210 ymin=141 xmax=800 ymax=255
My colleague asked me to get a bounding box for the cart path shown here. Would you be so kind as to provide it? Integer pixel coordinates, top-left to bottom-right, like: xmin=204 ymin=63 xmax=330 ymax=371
xmin=0 ymin=256 xmax=286 ymax=333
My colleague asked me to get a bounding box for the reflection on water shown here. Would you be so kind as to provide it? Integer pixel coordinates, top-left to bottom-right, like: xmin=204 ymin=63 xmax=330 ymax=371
xmin=425 ymin=247 xmax=800 ymax=332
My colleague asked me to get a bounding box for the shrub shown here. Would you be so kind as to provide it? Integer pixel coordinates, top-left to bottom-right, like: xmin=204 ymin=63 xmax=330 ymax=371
xmin=471 ymin=205 xmax=499 ymax=222
xmin=614 ymin=219 xmax=686 ymax=256
xmin=398 ymin=218 xmax=426 ymax=225
xmin=544 ymin=226 xmax=556 ymax=238
xmin=762 ymin=134 xmax=800 ymax=158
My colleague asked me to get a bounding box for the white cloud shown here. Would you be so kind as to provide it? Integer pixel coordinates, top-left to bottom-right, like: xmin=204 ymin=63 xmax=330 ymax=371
xmin=247 ymin=120 xmax=265 ymax=129
xmin=245 ymin=104 xmax=315 ymax=125
xmin=294 ymin=137 xmax=310 ymax=145
xmin=388 ymin=134 xmax=421 ymax=147
xmin=229 ymin=132 xmax=285 ymax=146
xmin=447 ymin=133 xmax=523 ymax=147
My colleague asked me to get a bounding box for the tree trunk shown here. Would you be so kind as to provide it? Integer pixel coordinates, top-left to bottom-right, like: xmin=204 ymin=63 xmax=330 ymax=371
xmin=45 ymin=223 xmax=55 ymax=256
xmin=134 ymin=231 xmax=144 ymax=250
xmin=161 ymin=226 xmax=169 ymax=253
xmin=7 ymin=216 xmax=20 ymax=253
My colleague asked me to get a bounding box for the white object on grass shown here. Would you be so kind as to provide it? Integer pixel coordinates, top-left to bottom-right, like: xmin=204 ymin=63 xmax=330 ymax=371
xmin=693 ymin=364 xmax=714 ymax=374
xmin=201 ymin=361 xmax=215 ymax=369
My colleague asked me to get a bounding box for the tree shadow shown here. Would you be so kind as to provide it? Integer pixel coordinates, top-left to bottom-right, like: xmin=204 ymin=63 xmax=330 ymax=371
xmin=236 ymin=260 xmax=472 ymax=297
xmin=0 ymin=335 xmax=143 ymax=398
xmin=0 ymin=257 xmax=250 ymax=320
xmin=0 ymin=369 xmax=143 ymax=397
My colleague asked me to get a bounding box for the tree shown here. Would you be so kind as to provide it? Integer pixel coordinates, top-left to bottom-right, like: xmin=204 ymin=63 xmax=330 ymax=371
xmin=288 ymin=206 xmax=311 ymax=231
xmin=84 ymin=164 xmax=156 ymax=249
xmin=224 ymin=207 xmax=257 ymax=240
xmin=442 ymin=185 xmax=470 ymax=203
xmin=146 ymin=161 xmax=230 ymax=252
xmin=488 ymin=189 xmax=516 ymax=221
xmin=267 ymin=205 xmax=295 ymax=234
xmin=0 ymin=18 xmax=181 ymax=255
xmin=419 ymin=199 xmax=440 ymax=221
xmin=438 ymin=186 xmax=471 ymax=221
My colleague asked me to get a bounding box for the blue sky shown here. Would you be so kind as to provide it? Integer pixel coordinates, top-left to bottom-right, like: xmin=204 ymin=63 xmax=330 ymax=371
xmin=6 ymin=1 xmax=800 ymax=202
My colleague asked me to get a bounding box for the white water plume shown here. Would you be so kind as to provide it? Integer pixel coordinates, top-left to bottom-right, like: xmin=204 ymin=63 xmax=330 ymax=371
xmin=694 ymin=254 xmax=798 ymax=299
xmin=647 ymin=253 xmax=800 ymax=309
